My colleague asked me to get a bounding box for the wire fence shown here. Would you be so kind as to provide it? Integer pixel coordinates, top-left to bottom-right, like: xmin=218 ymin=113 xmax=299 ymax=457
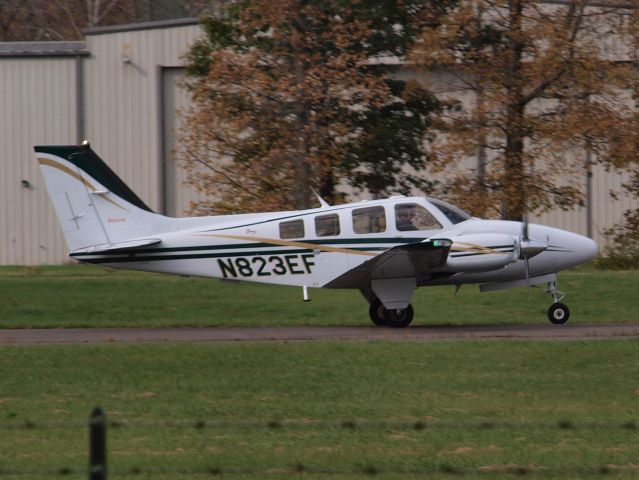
xmin=3 ymin=417 xmax=638 ymax=431
xmin=3 ymin=463 xmax=639 ymax=478
xmin=2 ymin=407 xmax=637 ymax=479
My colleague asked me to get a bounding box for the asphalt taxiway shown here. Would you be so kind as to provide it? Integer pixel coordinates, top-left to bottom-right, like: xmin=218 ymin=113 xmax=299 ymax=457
xmin=1 ymin=323 xmax=638 ymax=345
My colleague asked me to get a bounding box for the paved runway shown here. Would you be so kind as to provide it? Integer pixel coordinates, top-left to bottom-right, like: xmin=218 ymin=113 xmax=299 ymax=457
xmin=1 ymin=323 xmax=638 ymax=345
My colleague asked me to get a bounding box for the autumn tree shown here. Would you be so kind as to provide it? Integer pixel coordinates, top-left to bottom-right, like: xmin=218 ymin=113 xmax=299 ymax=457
xmin=0 ymin=0 xmax=135 ymax=40
xmin=410 ymin=0 xmax=638 ymax=221
xmin=179 ymin=0 xmax=451 ymax=214
xmin=0 ymin=0 xmax=216 ymax=40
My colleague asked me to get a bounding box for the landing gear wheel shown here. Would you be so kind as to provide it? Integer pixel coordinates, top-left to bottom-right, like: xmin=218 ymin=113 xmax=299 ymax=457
xmin=548 ymin=302 xmax=570 ymax=324
xmin=368 ymin=300 xmax=387 ymax=326
xmin=383 ymin=304 xmax=414 ymax=328
xmin=368 ymin=300 xmax=414 ymax=328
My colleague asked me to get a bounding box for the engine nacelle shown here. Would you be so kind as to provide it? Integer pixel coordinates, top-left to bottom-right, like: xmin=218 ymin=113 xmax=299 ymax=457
xmin=438 ymin=233 xmax=518 ymax=272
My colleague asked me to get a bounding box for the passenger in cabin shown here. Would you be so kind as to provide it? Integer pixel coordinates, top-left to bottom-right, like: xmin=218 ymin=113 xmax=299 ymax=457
xmin=396 ymin=205 xmax=418 ymax=231
xmin=352 ymin=206 xmax=386 ymax=234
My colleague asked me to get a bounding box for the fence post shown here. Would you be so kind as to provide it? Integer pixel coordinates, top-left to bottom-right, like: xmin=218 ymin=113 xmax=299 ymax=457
xmin=89 ymin=406 xmax=107 ymax=480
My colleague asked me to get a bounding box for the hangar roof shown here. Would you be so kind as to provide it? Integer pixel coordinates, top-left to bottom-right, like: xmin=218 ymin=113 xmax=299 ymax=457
xmin=0 ymin=41 xmax=89 ymax=57
xmin=84 ymin=17 xmax=199 ymax=36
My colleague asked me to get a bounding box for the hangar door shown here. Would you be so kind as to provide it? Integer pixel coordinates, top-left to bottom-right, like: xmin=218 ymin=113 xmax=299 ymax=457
xmin=161 ymin=67 xmax=209 ymax=217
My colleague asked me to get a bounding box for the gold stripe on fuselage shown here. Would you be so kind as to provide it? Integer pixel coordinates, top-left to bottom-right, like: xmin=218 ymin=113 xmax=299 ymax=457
xmin=37 ymin=157 xmax=130 ymax=212
xmin=196 ymin=233 xmax=378 ymax=256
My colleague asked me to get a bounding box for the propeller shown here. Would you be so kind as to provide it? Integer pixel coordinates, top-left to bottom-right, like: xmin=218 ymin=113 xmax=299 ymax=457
xmin=518 ymin=215 xmax=548 ymax=297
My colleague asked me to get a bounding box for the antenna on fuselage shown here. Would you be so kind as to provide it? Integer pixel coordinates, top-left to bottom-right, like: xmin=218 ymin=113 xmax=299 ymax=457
xmin=311 ymin=188 xmax=330 ymax=208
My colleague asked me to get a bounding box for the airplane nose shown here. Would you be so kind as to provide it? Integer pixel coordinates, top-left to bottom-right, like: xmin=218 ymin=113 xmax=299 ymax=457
xmin=569 ymin=232 xmax=598 ymax=265
xmin=528 ymin=225 xmax=598 ymax=273
xmin=585 ymin=236 xmax=598 ymax=260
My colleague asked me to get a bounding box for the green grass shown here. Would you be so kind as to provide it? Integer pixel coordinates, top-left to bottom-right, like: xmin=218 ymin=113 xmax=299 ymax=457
xmin=0 ymin=265 xmax=637 ymax=328
xmin=1 ymin=341 xmax=638 ymax=479
xmin=1 ymin=265 xmax=638 ymax=478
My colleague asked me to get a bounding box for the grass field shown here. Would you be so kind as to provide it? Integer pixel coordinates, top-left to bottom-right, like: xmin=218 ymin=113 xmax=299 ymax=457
xmin=0 ymin=264 xmax=638 ymax=328
xmin=1 ymin=265 xmax=638 ymax=478
xmin=1 ymin=341 xmax=639 ymax=479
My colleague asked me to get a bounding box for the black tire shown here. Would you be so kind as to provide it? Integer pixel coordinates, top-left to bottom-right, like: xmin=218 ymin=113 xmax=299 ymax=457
xmin=548 ymin=302 xmax=570 ymax=324
xmin=368 ymin=299 xmax=387 ymax=326
xmin=383 ymin=304 xmax=414 ymax=328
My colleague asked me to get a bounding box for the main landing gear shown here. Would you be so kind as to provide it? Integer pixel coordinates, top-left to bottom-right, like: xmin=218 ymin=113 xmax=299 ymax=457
xmin=369 ymin=299 xmax=414 ymax=328
xmin=546 ymin=280 xmax=569 ymax=324
xmin=365 ymin=278 xmax=570 ymax=328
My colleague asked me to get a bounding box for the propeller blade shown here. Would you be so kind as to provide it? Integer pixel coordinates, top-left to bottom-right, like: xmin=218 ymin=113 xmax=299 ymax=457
xmin=518 ymin=221 xmax=548 ymax=260
xmin=518 ymin=217 xmax=546 ymax=300
xmin=522 ymin=217 xmax=529 ymax=241
xmin=524 ymin=257 xmax=531 ymax=300
xmin=522 ymin=207 xmax=533 ymax=299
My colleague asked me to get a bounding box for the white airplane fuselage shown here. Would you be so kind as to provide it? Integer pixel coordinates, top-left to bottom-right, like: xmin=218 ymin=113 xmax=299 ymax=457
xmin=70 ymin=196 xmax=597 ymax=288
xmin=35 ymin=144 xmax=598 ymax=327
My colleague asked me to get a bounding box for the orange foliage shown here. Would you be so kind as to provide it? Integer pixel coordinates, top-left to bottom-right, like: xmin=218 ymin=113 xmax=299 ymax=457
xmin=410 ymin=0 xmax=639 ymax=220
xmin=178 ymin=1 xmax=396 ymax=213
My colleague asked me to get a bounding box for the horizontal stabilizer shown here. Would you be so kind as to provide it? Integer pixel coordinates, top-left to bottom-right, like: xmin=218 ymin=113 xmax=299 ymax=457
xmin=71 ymin=238 xmax=161 ymax=255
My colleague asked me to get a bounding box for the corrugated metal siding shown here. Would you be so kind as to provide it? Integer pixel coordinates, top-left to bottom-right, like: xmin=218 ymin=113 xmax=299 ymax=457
xmin=530 ymin=164 xmax=636 ymax=247
xmin=0 ymin=57 xmax=78 ymax=264
xmin=83 ymin=24 xmax=203 ymax=213
xmin=593 ymin=164 xmax=636 ymax=244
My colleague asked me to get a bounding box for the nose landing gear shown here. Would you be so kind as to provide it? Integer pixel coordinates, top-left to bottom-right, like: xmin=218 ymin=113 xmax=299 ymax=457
xmin=547 ymin=280 xmax=569 ymax=324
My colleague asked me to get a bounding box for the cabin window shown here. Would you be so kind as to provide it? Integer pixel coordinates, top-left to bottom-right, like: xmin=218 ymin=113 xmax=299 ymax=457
xmin=315 ymin=214 xmax=340 ymax=237
xmin=429 ymin=198 xmax=471 ymax=225
xmin=352 ymin=206 xmax=386 ymax=234
xmin=279 ymin=219 xmax=305 ymax=239
xmin=395 ymin=203 xmax=442 ymax=231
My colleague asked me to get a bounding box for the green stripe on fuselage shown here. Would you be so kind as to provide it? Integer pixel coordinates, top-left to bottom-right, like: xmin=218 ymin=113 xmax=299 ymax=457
xmin=70 ymin=237 xmax=427 ymax=258
xmin=71 ymin=247 xmax=389 ymax=264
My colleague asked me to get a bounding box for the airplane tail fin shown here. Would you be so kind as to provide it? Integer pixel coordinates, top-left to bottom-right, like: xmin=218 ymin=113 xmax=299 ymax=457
xmin=35 ymin=142 xmax=173 ymax=253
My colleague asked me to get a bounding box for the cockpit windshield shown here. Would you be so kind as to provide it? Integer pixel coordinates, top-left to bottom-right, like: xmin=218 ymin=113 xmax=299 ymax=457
xmin=428 ymin=198 xmax=472 ymax=225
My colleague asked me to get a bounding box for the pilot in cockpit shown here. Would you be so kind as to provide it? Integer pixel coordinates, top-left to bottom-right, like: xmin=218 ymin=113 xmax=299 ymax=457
xmin=396 ymin=205 xmax=418 ymax=231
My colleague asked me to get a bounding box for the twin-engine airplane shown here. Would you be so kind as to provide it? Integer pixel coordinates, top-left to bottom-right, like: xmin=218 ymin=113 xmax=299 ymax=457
xmin=35 ymin=142 xmax=598 ymax=327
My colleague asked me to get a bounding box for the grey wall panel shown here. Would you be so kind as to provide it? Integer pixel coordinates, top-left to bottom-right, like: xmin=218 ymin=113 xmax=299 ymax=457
xmin=0 ymin=57 xmax=78 ymax=264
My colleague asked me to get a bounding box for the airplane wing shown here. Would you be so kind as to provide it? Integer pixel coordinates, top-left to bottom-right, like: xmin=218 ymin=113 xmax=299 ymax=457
xmin=325 ymin=239 xmax=452 ymax=288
